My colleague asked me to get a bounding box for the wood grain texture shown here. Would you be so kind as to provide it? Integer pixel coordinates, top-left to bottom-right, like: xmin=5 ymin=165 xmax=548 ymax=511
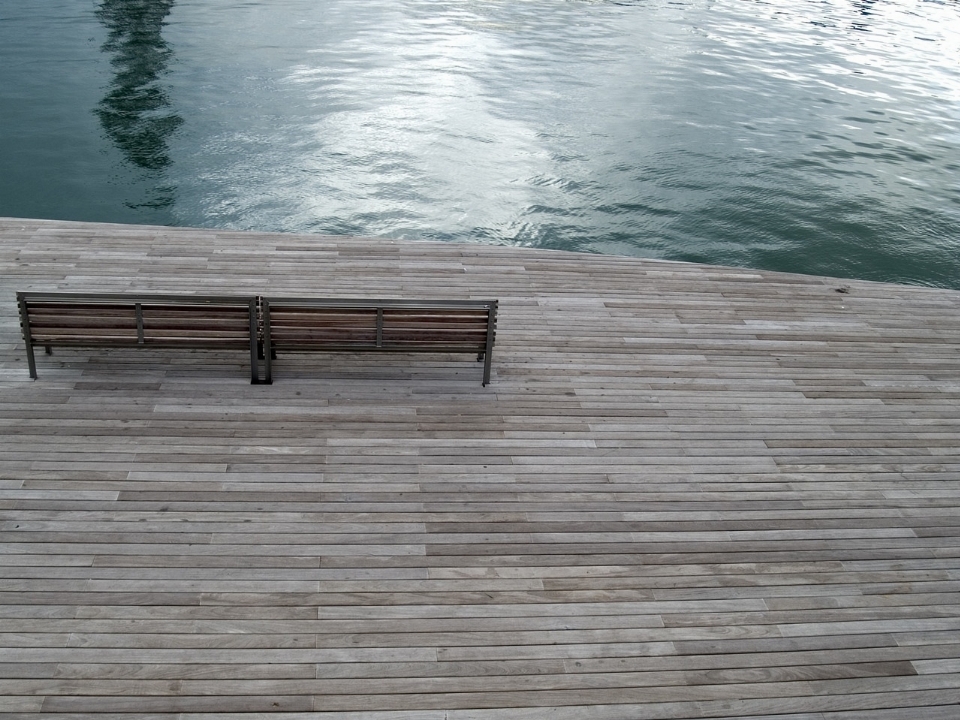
xmin=1 ymin=217 xmax=959 ymax=717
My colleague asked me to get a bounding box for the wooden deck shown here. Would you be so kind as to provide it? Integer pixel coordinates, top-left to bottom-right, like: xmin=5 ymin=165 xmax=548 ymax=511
xmin=1 ymin=217 xmax=959 ymax=719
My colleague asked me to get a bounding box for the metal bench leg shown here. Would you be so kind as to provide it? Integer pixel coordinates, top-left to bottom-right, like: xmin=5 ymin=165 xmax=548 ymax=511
xmin=250 ymin=344 xmax=260 ymax=384
xmin=482 ymin=301 xmax=497 ymax=386
xmin=262 ymin=300 xmax=273 ymax=384
xmin=17 ymin=294 xmax=38 ymax=380
xmin=248 ymin=299 xmax=260 ymax=384
xmin=263 ymin=346 xmax=273 ymax=384
xmin=25 ymin=341 xmax=38 ymax=380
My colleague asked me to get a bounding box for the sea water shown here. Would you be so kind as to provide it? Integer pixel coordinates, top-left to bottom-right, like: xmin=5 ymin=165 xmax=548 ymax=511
xmin=1 ymin=0 xmax=958 ymax=287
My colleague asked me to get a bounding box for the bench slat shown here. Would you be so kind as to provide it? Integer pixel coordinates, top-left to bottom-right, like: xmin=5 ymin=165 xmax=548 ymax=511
xmin=27 ymin=336 xmax=141 ymax=345
xmin=29 ymin=321 xmax=137 ymax=330
xmin=26 ymin=304 xmax=135 ymax=314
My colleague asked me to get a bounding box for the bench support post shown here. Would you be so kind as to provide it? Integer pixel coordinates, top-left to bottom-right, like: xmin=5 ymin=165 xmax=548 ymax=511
xmin=135 ymin=303 xmax=145 ymax=344
xmin=261 ymin=299 xmax=273 ymax=385
xmin=482 ymin=301 xmax=497 ymax=387
xmin=17 ymin=293 xmax=37 ymax=380
xmin=248 ymin=298 xmax=261 ymax=384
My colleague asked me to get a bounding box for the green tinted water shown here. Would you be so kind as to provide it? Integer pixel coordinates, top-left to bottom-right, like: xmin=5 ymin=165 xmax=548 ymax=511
xmin=1 ymin=0 xmax=958 ymax=287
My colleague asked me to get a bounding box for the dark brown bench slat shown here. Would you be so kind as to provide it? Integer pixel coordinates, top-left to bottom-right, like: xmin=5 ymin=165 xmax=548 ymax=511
xmin=268 ymin=311 xmax=376 ymax=323
xmin=382 ymin=330 xmax=488 ymax=341
xmin=385 ymin=309 xmax=490 ymax=317
xmin=261 ymin=298 xmax=497 ymax=385
xmin=267 ymin=330 xmax=487 ymax=345
xmin=26 ymin=303 xmax=135 ymax=313
xmin=27 ymin=335 xmax=142 ymax=345
xmin=270 ymin=335 xmax=378 ymax=346
xmin=142 ymin=333 xmax=252 ymax=343
xmin=28 ymin=321 xmax=138 ymax=331
xmin=26 ymin=312 xmax=254 ymax=334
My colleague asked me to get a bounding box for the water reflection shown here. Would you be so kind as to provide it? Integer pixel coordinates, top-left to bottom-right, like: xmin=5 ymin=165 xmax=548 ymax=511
xmin=851 ymin=0 xmax=876 ymax=31
xmin=96 ymin=0 xmax=181 ymax=207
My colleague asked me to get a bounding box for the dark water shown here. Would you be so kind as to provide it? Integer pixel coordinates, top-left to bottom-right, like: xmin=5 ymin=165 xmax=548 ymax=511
xmin=2 ymin=1 xmax=959 ymax=288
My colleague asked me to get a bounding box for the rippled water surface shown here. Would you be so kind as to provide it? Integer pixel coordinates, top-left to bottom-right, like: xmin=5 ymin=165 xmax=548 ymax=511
xmin=2 ymin=0 xmax=959 ymax=287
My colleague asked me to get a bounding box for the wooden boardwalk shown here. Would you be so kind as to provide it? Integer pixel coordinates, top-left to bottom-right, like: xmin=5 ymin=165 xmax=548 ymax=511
xmin=1 ymin=217 xmax=959 ymax=719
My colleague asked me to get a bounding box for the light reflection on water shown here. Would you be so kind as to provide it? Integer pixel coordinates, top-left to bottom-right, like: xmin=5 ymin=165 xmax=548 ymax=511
xmin=0 ymin=0 xmax=958 ymax=287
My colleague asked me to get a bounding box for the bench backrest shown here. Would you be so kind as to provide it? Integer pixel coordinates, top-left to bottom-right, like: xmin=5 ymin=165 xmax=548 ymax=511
xmin=18 ymin=293 xmax=258 ymax=349
xmin=261 ymin=298 xmax=496 ymax=351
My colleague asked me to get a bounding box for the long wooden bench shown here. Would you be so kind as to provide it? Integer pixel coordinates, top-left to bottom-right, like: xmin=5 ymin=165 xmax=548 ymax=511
xmin=261 ymin=297 xmax=498 ymax=385
xmin=17 ymin=292 xmax=261 ymax=383
xmin=17 ymin=293 xmax=499 ymax=386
